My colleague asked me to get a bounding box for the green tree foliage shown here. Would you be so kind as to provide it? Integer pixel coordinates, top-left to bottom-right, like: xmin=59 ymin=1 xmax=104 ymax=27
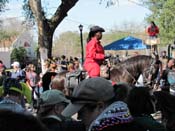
xmin=0 ymin=0 xmax=9 ymax=13
xmin=11 ymin=47 xmax=27 ymax=64
xmin=0 ymin=0 xmax=9 ymax=26
xmin=53 ymin=31 xmax=81 ymax=57
xmin=141 ymin=0 xmax=175 ymax=45
xmin=22 ymin=0 xmax=33 ymax=18
xmin=0 ymin=30 xmax=19 ymax=41
xmin=0 ymin=19 xmax=24 ymax=41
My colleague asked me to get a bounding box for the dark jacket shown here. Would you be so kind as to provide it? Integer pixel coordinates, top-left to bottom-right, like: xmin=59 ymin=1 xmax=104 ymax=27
xmin=133 ymin=115 xmax=166 ymax=131
xmin=41 ymin=115 xmax=86 ymax=131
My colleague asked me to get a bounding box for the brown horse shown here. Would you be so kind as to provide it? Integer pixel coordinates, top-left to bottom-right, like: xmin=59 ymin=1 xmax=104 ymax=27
xmin=109 ymin=55 xmax=158 ymax=85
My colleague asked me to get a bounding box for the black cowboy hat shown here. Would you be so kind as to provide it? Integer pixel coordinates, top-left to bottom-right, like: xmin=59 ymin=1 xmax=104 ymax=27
xmin=90 ymin=25 xmax=105 ymax=32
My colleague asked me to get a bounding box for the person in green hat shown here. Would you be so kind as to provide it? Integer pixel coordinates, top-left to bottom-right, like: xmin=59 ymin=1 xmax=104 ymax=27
xmin=37 ymin=89 xmax=85 ymax=131
xmin=37 ymin=89 xmax=70 ymax=120
xmin=0 ymin=78 xmax=31 ymax=114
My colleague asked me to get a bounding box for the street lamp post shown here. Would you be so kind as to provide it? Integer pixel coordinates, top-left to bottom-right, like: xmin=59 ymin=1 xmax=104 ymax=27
xmin=79 ymin=24 xmax=84 ymax=64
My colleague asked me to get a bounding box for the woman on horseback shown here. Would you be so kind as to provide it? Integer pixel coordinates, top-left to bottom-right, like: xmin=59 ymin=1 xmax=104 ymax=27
xmin=83 ymin=25 xmax=110 ymax=78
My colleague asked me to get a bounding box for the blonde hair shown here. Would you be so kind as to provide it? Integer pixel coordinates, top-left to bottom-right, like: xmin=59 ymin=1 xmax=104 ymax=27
xmin=50 ymin=72 xmax=67 ymax=91
xmin=67 ymin=63 xmax=74 ymax=71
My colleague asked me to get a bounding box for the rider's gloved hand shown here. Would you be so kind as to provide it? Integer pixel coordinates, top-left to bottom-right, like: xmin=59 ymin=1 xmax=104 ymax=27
xmin=105 ymin=54 xmax=111 ymax=59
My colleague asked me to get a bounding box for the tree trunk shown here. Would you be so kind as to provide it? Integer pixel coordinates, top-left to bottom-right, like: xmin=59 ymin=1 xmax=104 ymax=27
xmin=38 ymin=19 xmax=53 ymax=58
xmin=29 ymin=0 xmax=78 ymax=73
xmin=38 ymin=19 xmax=53 ymax=73
xmin=38 ymin=30 xmax=53 ymax=74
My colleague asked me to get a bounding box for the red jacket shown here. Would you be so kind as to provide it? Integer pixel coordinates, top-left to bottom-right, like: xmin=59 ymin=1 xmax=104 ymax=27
xmin=147 ymin=25 xmax=159 ymax=37
xmin=83 ymin=37 xmax=105 ymax=76
xmin=84 ymin=37 xmax=105 ymax=65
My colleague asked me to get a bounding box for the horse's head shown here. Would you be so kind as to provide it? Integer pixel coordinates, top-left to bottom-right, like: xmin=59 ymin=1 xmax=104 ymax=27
xmin=109 ymin=55 xmax=159 ymax=86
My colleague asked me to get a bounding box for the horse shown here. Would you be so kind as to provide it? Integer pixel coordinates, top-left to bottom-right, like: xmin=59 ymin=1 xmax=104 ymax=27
xmin=109 ymin=55 xmax=159 ymax=86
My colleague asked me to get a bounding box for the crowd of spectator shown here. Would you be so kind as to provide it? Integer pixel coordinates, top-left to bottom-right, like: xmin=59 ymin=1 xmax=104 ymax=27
xmin=0 ymin=51 xmax=175 ymax=131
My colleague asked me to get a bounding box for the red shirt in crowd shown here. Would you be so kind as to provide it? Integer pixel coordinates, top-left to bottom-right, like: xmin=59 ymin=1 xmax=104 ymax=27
xmin=147 ymin=25 xmax=159 ymax=37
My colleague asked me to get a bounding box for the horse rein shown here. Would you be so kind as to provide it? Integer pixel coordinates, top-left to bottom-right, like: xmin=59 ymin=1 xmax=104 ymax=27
xmin=142 ymin=57 xmax=156 ymax=84
xmin=123 ymin=67 xmax=137 ymax=85
xmin=122 ymin=57 xmax=156 ymax=85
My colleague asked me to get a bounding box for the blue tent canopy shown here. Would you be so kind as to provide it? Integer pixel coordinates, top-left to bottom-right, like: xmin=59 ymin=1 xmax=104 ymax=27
xmin=104 ymin=36 xmax=149 ymax=50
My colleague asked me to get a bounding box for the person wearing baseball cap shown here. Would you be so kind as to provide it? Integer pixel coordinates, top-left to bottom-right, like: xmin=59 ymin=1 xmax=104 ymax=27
xmin=83 ymin=25 xmax=110 ymax=78
xmin=11 ymin=61 xmax=20 ymax=67
xmin=11 ymin=61 xmax=26 ymax=82
xmin=38 ymin=89 xmax=70 ymax=118
xmin=62 ymin=77 xmax=138 ymax=130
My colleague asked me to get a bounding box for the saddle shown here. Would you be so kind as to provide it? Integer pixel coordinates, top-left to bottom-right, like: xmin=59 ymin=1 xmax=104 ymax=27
xmin=65 ymin=70 xmax=86 ymax=89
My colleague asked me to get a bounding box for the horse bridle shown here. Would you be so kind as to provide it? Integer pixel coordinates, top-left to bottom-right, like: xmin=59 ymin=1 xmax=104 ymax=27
xmin=120 ymin=57 xmax=156 ymax=85
xmin=143 ymin=57 xmax=156 ymax=82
